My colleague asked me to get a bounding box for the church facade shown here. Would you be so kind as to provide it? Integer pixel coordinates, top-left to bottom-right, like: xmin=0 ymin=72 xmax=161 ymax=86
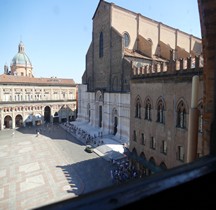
xmin=0 ymin=42 xmax=77 ymax=130
xmin=78 ymin=0 xmax=202 ymax=147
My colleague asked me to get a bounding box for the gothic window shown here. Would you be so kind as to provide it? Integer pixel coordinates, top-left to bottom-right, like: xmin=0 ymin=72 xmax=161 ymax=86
xmin=161 ymin=140 xmax=167 ymax=154
xmin=150 ymin=137 xmax=156 ymax=149
xmin=123 ymin=32 xmax=130 ymax=48
xmin=177 ymin=101 xmax=186 ymax=128
xmin=177 ymin=146 xmax=184 ymax=161
xmin=135 ymin=97 xmax=141 ymax=118
xmin=145 ymin=98 xmax=151 ymax=121
xmin=157 ymin=99 xmax=164 ymax=123
xmin=133 ymin=130 xmax=137 ymax=142
xmin=99 ymin=31 xmax=104 ymax=58
xmin=141 ymin=133 xmax=145 ymax=145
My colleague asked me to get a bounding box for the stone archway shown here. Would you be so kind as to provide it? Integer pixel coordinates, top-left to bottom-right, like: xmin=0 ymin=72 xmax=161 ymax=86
xmin=139 ymin=152 xmax=147 ymax=177
xmin=4 ymin=115 xmax=12 ymax=129
xmin=112 ymin=108 xmax=118 ymax=135
xmin=15 ymin=114 xmax=23 ymax=127
xmin=131 ymin=148 xmax=138 ymax=170
xmin=25 ymin=114 xmax=33 ymax=127
xmin=159 ymin=162 xmax=167 ymax=171
xmin=149 ymin=157 xmax=156 ymax=175
xmin=53 ymin=112 xmax=59 ymax=123
xmin=44 ymin=106 xmax=51 ymax=123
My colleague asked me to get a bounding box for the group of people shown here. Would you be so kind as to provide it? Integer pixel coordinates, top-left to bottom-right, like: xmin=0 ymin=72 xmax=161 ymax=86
xmin=62 ymin=122 xmax=102 ymax=146
xmin=110 ymin=159 xmax=140 ymax=184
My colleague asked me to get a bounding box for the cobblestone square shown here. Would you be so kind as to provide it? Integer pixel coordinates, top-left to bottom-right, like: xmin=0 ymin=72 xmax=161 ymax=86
xmin=0 ymin=125 xmax=114 ymax=210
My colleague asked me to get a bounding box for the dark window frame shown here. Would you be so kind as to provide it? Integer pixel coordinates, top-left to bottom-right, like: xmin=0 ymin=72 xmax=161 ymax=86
xmin=99 ymin=31 xmax=104 ymax=58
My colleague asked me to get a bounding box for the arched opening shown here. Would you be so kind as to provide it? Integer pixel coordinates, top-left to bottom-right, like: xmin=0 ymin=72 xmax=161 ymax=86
xmin=25 ymin=114 xmax=33 ymax=127
xmin=99 ymin=31 xmax=104 ymax=58
xmin=149 ymin=157 xmax=156 ymax=175
xmin=99 ymin=105 xmax=102 ymax=128
xmin=44 ymin=106 xmax=51 ymax=123
xmin=53 ymin=112 xmax=59 ymax=123
xmin=15 ymin=114 xmax=23 ymax=127
xmin=145 ymin=97 xmax=152 ymax=120
xmin=113 ymin=116 xmax=118 ymax=135
xmin=4 ymin=115 xmax=12 ymax=129
xmin=139 ymin=152 xmax=147 ymax=177
xmin=176 ymin=100 xmax=187 ymax=128
xmin=130 ymin=148 xmax=138 ymax=170
xmin=159 ymin=162 xmax=167 ymax=171
xmin=112 ymin=108 xmax=118 ymax=135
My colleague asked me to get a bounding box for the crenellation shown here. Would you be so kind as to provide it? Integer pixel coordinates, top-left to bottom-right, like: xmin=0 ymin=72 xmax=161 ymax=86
xmin=132 ymin=55 xmax=203 ymax=77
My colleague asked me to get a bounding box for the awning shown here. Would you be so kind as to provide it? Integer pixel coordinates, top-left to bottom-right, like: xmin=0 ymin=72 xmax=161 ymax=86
xmin=34 ymin=114 xmax=42 ymax=119
xmin=26 ymin=115 xmax=33 ymax=122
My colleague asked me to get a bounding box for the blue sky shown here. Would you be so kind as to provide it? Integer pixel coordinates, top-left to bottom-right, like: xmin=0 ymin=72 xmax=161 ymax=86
xmin=0 ymin=0 xmax=201 ymax=84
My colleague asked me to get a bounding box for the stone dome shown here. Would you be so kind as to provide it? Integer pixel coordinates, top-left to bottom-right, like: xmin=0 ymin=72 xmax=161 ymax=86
xmin=11 ymin=42 xmax=32 ymax=67
xmin=10 ymin=41 xmax=33 ymax=77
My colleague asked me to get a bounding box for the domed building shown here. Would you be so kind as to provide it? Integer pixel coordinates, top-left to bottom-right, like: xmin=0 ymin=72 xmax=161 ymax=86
xmin=0 ymin=41 xmax=77 ymax=130
xmin=10 ymin=41 xmax=33 ymax=77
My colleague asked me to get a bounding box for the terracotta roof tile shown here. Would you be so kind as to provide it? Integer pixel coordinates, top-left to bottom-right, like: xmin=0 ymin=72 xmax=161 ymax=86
xmin=0 ymin=74 xmax=76 ymax=86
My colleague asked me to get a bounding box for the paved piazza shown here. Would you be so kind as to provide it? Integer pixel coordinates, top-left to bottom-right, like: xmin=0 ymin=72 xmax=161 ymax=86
xmin=0 ymin=125 xmax=114 ymax=210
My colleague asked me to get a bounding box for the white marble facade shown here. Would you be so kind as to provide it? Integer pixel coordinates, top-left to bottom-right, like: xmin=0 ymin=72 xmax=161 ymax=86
xmin=77 ymin=84 xmax=130 ymax=144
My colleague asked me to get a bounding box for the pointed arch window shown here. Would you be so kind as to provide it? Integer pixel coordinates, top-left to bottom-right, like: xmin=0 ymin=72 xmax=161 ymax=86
xmin=145 ymin=98 xmax=151 ymax=121
xmin=141 ymin=133 xmax=145 ymax=145
xmin=177 ymin=146 xmax=184 ymax=161
xmin=99 ymin=32 xmax=104 ymax=58
xmin=161 ymin=140 xmax=167 ymax=154
xmin=135 ymin=97 xmax=141 ymax=118
xmin=177 ymin=101 xmax=186 ymax=128
xmin=133 ymin=130 xmax=137 ymax=142
xmin=157 ymin=99 xmax=164 ymax=123
xmin=150 ymin=137 xmax=156 ymax=149
xmin=123 ymin=32 xmax=130 ymax=48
